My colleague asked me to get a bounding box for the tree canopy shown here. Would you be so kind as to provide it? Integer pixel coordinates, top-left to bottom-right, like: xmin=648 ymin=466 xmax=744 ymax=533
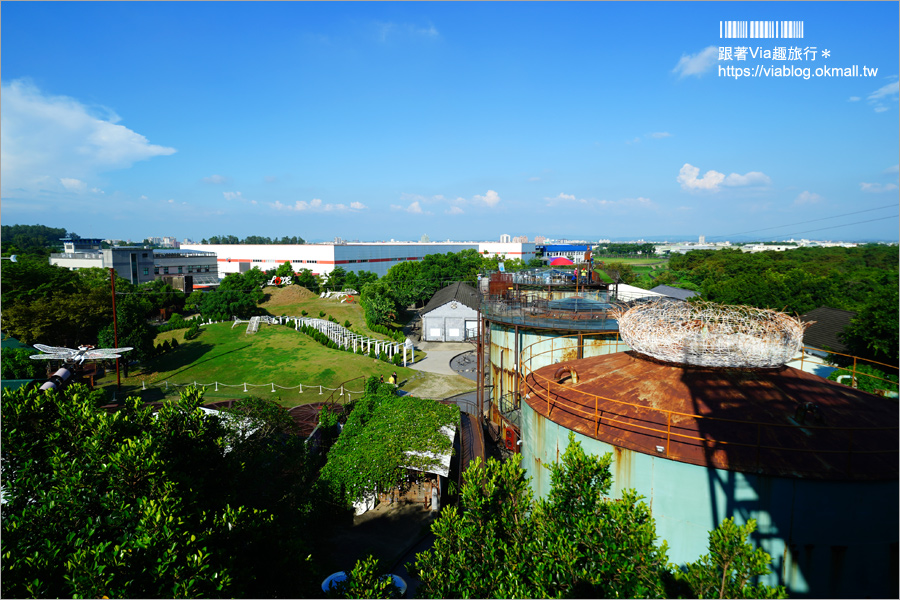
xmin=1 ymin=384 xmax=338 ymax=598
xmin=414 ymin=434 xmax=786 ymax=599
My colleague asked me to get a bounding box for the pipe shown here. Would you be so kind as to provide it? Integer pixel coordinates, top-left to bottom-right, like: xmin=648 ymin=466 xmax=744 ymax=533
xmin=553 ymin=365 xmax=579 ymax=384
xmin=39 ymin=367 xmax=74 ymax=391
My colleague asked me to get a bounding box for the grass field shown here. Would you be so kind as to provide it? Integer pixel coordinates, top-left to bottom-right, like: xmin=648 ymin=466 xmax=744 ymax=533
xmin=96 ymin=315 xmax=472 ymax=407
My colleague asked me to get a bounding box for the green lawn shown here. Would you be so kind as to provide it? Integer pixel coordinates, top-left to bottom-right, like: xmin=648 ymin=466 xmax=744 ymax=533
xmin=96 ymin=322 xmax=432 ymax=408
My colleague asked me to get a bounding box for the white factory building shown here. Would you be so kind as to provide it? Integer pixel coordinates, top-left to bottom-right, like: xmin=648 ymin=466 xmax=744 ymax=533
xmin=180 ymin=242 xmax=535 ymax=280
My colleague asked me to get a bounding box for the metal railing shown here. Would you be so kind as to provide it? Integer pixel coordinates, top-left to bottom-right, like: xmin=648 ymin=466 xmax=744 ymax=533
xmin=517 ymin=336 xmax=898 ymax=478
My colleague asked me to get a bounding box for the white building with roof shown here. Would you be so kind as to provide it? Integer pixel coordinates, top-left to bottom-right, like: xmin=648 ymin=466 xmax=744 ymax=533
xmin=180 ymin=241 xmax=535 ymax=279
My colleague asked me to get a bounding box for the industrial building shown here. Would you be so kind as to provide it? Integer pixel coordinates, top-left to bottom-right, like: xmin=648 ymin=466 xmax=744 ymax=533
xmin=180 ymin=241 xmax=535 ymax=279
xmin=49 ymin=238 xmax=219 ymax=291
xmin=482 ymin=294 xmax=897 ymax=598
xmin=420 ymin=282 xmax=480 ymax=342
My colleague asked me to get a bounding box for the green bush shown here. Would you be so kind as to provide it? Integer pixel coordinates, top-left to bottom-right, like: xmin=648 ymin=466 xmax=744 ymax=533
xmin=319 ymin=311 xmax=326 ymax=318
xmin=827 ymin=363 xmax=898 ymax=394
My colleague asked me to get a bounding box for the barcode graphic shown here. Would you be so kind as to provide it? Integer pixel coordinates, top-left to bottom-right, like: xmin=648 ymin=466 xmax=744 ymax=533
xmin=720 ymin=21 xmax=804 ymax=39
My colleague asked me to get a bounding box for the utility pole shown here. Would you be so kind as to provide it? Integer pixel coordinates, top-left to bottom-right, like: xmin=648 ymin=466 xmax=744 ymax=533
xmin=110 ymin=268 xmax=121 ymax=389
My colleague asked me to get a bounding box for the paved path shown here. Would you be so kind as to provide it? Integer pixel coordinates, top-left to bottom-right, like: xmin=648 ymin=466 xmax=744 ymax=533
xmin=409 ymin=341 xmax=473 ymax=377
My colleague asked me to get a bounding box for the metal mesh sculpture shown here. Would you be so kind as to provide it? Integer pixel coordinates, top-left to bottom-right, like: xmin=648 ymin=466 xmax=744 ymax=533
xmin=612 ymin=300 xmax=809 ymax=368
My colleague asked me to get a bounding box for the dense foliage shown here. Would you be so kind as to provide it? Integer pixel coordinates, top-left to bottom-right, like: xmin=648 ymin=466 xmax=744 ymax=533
xmin=381 ymin=249 xmax=484 ymax=308
xmin=1 ymin=385 xmax=338 ymax=598
xmin=668 ymin=245 xmax=899 ymax=363
xmin=595 ymin=242 xmax=657 ymax=256
xmin=319 ymin=378 xmax=459 ymax=509
xmin=0 ymin=347 xmax=48 ymax=380
xmin=414 ymin=434 xmax=786 ymax=599
xmin=1 ymin=224 xmax=68 ymax=257
xmin=201 ymin=234 xmax=306 ymax=245
xmin=198 ymin=269 xmax=266 ymax=321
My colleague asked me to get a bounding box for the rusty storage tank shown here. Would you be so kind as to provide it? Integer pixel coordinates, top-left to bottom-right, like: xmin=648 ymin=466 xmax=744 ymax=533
xmin=481 ymin=276 xmax=625 ymax=428
xmin=518 ymin=302 xmax=898 ymax=598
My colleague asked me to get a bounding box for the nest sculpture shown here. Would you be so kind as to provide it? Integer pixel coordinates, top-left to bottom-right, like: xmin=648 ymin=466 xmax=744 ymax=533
xmin=613 ymin=300 xmax=809 ymax=368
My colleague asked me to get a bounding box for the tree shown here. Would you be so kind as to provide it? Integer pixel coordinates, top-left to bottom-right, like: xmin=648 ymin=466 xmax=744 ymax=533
xmin=382 ymin=261 xmax=424 ymax=308
xmin=414 ymin=434 xmax=786 ymax=599
xmin=677 ymin=518 xmax=787 ymax=599
xmin=295 ymin=268 xmax=319 ymax=294
xmin=840 ymin=285 xmax=899 ymax=365
xmin=0 ymin=224 xmax=68 ymax=257
xmin=602 ymin=261 xmax=637 ymax=284
xmin=273 ymin=261 xmax=295 ymax=279
xmin=97 ymin=294 xmax=156 ymax=374
xmin=359 ymin=281 xmax=399 ymax=327
xmin=199 ymin=288 xmax=260 ymax=321
xmin=0 ymin=348 xmax=47 ymax=380
xmin=1 ymin=385 xmax=337 ymax=598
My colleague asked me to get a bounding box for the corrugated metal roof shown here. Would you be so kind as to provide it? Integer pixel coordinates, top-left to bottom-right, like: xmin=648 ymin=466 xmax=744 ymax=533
xmin=649 ymin=285 xmax=698 ymax=301
xmin=800 ymin=306 xmax=856 ymax=353
xmin=421 ymin=281 xmax=481 ymax=314
xmin=523 ymin=351 xmax=897 ymax=480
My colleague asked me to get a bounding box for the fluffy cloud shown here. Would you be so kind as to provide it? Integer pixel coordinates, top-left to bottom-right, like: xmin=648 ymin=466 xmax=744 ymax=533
xmin=795 ymin=191 xmax=822 ymax=205
xmin=376 ymin=21 xmax=440 ymax=42
xmin=0 ymin=79 xmax=175 ymax=195
xmin=649 ymin=132 xmax=672 ymax=139
xmin=473 ymin=189 xmax=501 ymax=207
xmin=546 ymin=192 xmax=587 ymax=205
xmin=865 ymin=81 xmax=899 ymax=113
xmin=272 ymin=198 xmax=366 ymax=212
xmin=848 ymin=96 xmax=861 ymax=102
xmin=885 ymin=165 xmax=899 ymax=174
xmin=677 ymin=163 xmax=771 ymax=192
xmin=672 ymin=46 xmax=718 ymax=78
xmin=446 ymin=206 xmax=464 ymax=215
xmin=60 ymin=178 xmax=87 ymax=192
xmin=390 ymin=200 xmax=429 ymax=214
xmin=860 ymin=182 xmax=899 ymax=193
xmin=203 ymin=174 xmax=231 ymax=184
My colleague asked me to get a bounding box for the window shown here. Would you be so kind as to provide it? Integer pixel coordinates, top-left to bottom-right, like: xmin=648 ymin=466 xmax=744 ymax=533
xmin=163 ymin=267 xmax=169 ymax=274
xmin=188 ymin=266 xmax=194 ymax=273
xmin=143 ymin=268 xmax=149 ymax=276
xmin=204 ymin=266 xmax=210 ymax=272
xmin=154 ymin=267 xmax=160 ymax=275
xmin=142 ymin=253 xmax=148 ymax=258
xmin=177 ymin=266 xmax=183 ymax=274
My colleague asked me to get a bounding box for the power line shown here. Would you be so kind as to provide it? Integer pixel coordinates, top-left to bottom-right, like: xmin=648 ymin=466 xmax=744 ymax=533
xmin=707 ymin=202 xmax=898 ymax=240
xmin=764 ymin=214 xmax=899 ymax=240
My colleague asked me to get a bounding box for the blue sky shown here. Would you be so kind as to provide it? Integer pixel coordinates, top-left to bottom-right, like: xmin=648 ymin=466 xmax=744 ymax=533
xmin=2 ymin=2 xmax=898 ymax=242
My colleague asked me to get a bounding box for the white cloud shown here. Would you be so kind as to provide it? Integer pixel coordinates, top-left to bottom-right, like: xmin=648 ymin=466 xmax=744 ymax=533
xmin=168 ymin=199 xmax=175 ymax=204
xmin=885 ymin=165 xmax=899 ymax=174
xmin=446 ymin=206 xmax=464 ymax=215
xmin=677 ymin=164 xmax=726 ymax=190
xmin=626 ymin=137 xmax=641 ymax=145
xmin=865 ymin=81 xmax=899 ymax=112
xmin=546 ymin=192 xmax=587 ymax=205
xmin=649 ymin=132 xmax=672 ymax=139
xmin=860 ymin=182 xmax=899 ymax=193
xmin=677 ymin=163 xmax=771 ymax=192
xmin=203 ymin=174 xmax=230 ymax=184
xmin=272 ymin=198 xmax=365 ymax=212
xmin=723 ymin=171 xmax=772 ymax=187
xmin=140 ymin=195 xmax=148 ymax=200
xmin=223 ymin=191 xmax=246 ymax=201
xmin=473 ymin=189 xmax=501 ymax=207
xmin=528 ymin=176 xmax=541 ymax=182
xmin=794 ymin=191 xmax=822 ymax=205
xmin=672 ymin=46 xmax=718 ymax=78
xmin=390 ymin=201 xmax=429 ymax=214
xmin=867 ymin=81 xmax=899 ymax=101
xmin=376 ymin=21 xmax=440 ymax=42
xmin=848 ymin=96 xmax=861 ymax=102
xmin=60 ymin=177 xmax=87 ymax=192
xmin=0 ymin=79 xmax=175 ymax=195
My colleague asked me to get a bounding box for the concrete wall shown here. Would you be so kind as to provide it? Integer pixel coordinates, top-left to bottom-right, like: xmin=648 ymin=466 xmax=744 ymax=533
xmin=182 ymin=242 xmax=534 ymax=279
xmin=422 ymin=302 xmax=478 ymax=341
xmin=521 ymin=402 xmax=899 ymax=598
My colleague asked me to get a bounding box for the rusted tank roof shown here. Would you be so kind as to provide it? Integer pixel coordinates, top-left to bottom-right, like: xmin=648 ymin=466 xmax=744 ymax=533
xmin=523 ymin=352 xmax=898 ymax=481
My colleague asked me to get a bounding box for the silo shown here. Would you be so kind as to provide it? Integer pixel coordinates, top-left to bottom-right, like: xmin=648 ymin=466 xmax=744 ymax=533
xmin=517 ymin=303 xmax=898 ymax=598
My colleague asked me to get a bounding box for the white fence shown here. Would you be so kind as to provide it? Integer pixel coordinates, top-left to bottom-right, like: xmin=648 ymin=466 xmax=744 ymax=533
xmin=144 ymin=379 xmax=364 ymax=402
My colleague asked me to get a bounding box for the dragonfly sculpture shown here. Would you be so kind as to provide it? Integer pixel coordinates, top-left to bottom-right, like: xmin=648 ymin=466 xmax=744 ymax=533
xmin=30 ymin=344 xmax=133 ymax=366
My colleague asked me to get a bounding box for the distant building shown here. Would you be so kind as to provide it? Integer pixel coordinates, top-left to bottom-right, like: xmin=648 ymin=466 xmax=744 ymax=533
xmin=649 ymin=285 xmax=699 ymax=301
xmin=799 ymin=306 xmax=857 ymax=355
xmin=542 ymin=244 xmax=592 ymax=263
xmin=182 ymin=241 xmax=535 ymax=279
xmin=500 ymin=234 xmax=511 ymax=243
xmin=534 ymin=236 xmax=546 ymax=245
xmin=50 ymin=238 xmax=218 ymax=290
xmin=698 ymin=235 xmax=706 ymax=244
xmin=421 ymin=282 xmax=481 ymax=342
xmin=512 ymin=235 xmax=529 ymax=243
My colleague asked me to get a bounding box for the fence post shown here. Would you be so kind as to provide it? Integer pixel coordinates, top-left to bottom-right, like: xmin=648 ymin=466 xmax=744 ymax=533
xmin=851 ymin=356 xmax=858 ymax=388
xmin=243 ymin=383 xmax=248 ymax=392
xmin=165 ymin=381 xmax=168 ymax=390
xmin=299 ymin=384 xmax=303 ymax=393
xmin=319 ymin=385 xmax=322 ymax=395
xmin=272 ymin=383 xmax=276 ymax=392
xmin=215 ymin=382 xmax=219 ymax=392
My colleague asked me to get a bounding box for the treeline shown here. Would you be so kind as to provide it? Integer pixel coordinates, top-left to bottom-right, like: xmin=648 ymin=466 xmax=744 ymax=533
xmin=1 ymin=224 xmax=69 ymax=257
xmin=200 ymin=235 xmax=306 ymax=245
xmin=669 ymin=245 xmax=899 ymax=364
xmin=595 ymin=242 xmax=657 ymax=255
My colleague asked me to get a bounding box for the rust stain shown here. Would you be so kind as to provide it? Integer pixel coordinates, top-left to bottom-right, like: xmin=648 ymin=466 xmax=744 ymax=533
xmin=521 ymin=351 xmax=898 ymax=481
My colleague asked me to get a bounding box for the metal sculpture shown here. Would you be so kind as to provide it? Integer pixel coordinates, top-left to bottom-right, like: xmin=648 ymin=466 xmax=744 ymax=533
xmin=30 ymin=344 xmax=133 ymax=366
xmin=612 ymin=300 xmax=809 ymax=368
